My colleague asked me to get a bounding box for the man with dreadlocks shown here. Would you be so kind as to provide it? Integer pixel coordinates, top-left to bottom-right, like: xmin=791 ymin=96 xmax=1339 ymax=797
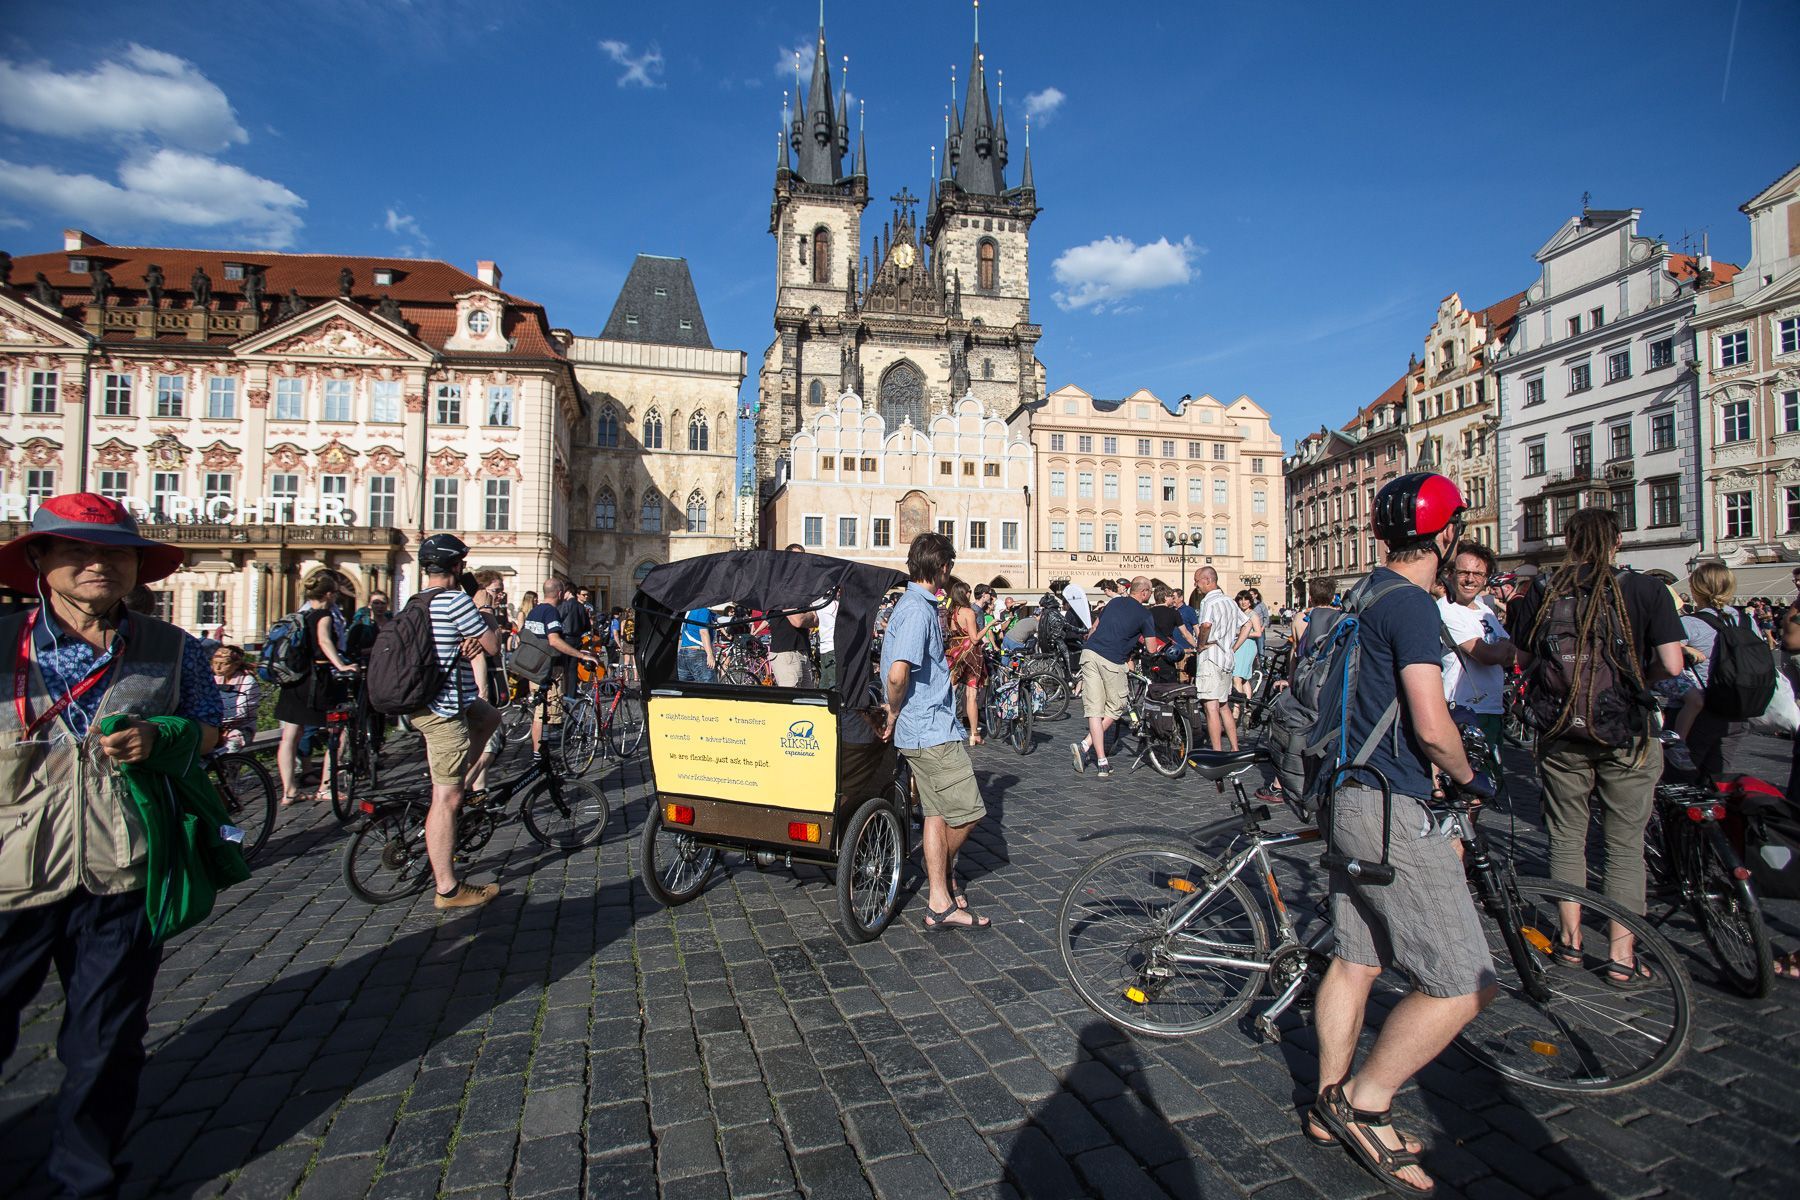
xmin=1513 ymin=507 xmax=1685 ymax=989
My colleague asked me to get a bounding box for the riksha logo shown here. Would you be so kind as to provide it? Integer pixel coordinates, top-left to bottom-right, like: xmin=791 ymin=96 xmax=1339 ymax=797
xmin=780 ymin=719 xmax=820 ymax=755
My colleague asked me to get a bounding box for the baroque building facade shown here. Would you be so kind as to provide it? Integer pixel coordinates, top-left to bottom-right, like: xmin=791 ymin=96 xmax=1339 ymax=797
xmin=1690 ymin=163 xmax=1800 ymax=591
xmin=0 ymin=230 xmax=579 ymax=634
xmin=566 ymin=255 xmax=744 ymax=613
xmin=1022 ymin=385 xmax=1283 ymax=598
xmin=1283 ymin=379 xmax=1408 ymax=607
xmin=764 ymin=392 xmax=1031 ymax=581
xmin=1404 ymin=291 xmax=1521 ymax=551
xmin=754 ymin=12 xmax=1045 ymax=541
xmin=1493 ymin=208 xmax=1732 ymax=579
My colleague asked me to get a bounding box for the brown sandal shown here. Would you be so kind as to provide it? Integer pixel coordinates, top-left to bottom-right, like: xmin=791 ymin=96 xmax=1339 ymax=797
xmin=1314 ymin=1083 xmax=1435 ymax=1197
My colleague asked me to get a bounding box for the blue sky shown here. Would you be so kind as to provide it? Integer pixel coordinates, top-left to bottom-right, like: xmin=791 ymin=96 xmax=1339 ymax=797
xmin=1 ymin=0 xmax=1796 ymax=451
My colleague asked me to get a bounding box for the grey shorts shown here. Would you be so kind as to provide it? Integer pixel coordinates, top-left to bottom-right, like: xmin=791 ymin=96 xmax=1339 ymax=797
xmin=1328 ymin=784 xmax=1496 ymax=998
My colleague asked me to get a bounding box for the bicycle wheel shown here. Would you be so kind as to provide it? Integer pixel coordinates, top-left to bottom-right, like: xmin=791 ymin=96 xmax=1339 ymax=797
xmin=209 ymin=753 xmax=277 ymax=863
xmin=1011 ymin=696 xmax=1032 ymax=754
xmin=342 ymin=805 xmax=432 ymax=904
xmin=325 ymin=734 xmax=355 ymax=825
xmin=608 ymin=689 xmax=646 ymax=759
xmin=1456 ymin=877 xmax=1691 ymax=1094
xmin=1026 ymin=670 xmax=1070 ymax=721
xmin=836 ymin=796 xmax=905 ymax=942
xmin=639 ymin=803 xmax=717 ymax=905
xmin=560 ymin=700 xmax=598 ymax=776
xmin=522 ymin=777 xmax=610 ymax=848
xmin=500 ymin=699 xmax=533 ymax=744
xmin=1058 ymin=842 xmax=1269 ymax=1037
xmin=1144 ymin=708 xmax=1191 ymax=779
xmin=1687 ymin=823 xmax=1774 ymax=998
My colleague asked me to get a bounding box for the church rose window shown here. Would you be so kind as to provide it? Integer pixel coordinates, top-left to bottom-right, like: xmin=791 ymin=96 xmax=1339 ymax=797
xmin=878 ymin=360 xmax=926 ymax=431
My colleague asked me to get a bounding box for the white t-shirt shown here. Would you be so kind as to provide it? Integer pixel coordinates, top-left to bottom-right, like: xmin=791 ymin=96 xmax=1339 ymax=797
xmin=1198 ymin=589 xmax=1241 ymax=671
xmin=817 ymin=598 xmax=839 ymax=655
xmin=1438 ymin=597 xmax=1506 ymax=714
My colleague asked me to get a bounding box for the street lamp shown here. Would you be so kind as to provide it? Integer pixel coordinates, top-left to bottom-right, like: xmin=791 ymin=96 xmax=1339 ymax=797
xmin=1166 ymin=527 xmax=1203 ymax=582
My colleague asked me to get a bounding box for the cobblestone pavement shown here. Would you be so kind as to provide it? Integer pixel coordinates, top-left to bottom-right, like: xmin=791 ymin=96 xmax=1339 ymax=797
xmin=3 ymin=717 xmax=1797 ymax=1199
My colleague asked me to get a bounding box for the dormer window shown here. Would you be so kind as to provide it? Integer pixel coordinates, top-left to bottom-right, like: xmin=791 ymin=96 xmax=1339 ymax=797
xmin=373 ymin=268 xmax=394 ymax=287
xmin=653 ymin=287 xmax=667 ymax=297
xmin=625 ymin=313 xmax=639 ymax=326
xmin=467 ymin=310 xmax=492 ymax=335
xmin=68 ymin=257 xmax=88 ymax=274
xmin=678 ymin=319 xmax=692 ymax=330
xmin=223 ymin=263 xmax=244 ymax=281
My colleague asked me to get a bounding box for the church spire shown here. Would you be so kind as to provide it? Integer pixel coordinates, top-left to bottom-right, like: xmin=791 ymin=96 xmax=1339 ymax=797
xmin=777 ymin=90 xmax=793 ymax=176
xmin=793 ymin=14 xmax=844 ymax=184
xmin=1019 ymin=114 xmax=1034 ymax=192
xmin=853 ymin=99 xmax=866 ymax=178
xmin=954 ymin=1 xmax=1005 ymax=195
xmin=995 ymin=68 xmax=1008 ymax=169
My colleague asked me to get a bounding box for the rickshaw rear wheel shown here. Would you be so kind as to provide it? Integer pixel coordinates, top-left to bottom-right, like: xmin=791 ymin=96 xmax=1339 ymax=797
xmin=837 ymin=796 xmax=906 ymax=942
xmin=639 ymin=803 xmax=717 ymax=905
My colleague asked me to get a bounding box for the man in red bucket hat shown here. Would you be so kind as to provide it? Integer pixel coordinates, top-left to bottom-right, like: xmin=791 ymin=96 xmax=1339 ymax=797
xmin=0 ymin=493 xmax=222 ymax=1198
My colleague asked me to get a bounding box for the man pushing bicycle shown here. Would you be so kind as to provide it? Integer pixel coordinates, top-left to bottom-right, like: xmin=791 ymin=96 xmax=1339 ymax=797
xmin=1308 ymin=473 xmax=1496 ymax=1197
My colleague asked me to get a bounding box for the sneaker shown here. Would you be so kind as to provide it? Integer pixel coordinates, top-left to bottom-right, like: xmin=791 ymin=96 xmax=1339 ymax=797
xmin=434 ymin=881 xmax=499 ymax=910
xmin=1070 ymin=742 xmax=1087 ymax=774
xmin=1095 ymin=760 xmax=1113 ymax=779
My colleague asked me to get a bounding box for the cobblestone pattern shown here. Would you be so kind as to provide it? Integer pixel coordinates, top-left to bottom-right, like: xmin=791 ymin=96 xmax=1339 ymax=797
xmin=2 ymin=723 xmax=1797 ymax=1199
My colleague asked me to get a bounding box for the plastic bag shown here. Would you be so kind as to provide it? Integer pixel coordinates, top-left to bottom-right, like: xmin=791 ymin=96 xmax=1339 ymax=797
xmin=1749 ymin=669 xmax=1798 ymax=736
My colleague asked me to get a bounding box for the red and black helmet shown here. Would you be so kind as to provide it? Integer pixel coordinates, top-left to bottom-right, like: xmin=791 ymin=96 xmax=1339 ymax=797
xmin=1373 ymin=472 xmax=1467 ymax=546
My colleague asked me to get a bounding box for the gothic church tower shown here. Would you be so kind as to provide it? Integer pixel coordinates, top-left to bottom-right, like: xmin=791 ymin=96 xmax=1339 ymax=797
xmin=755 ymin=4 xmax=1043 ymax=505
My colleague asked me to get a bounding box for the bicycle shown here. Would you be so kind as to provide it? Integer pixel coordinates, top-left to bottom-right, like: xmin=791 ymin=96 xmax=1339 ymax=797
xmin=1501 ymin=671 xmax=1534 ymax=750
xmin=558 ymin=646 xmax=645 ymax=773
xmin=1057 ymin=725 xmax=1693 ymax=1095
xmin=718 ymin=633 xmax=774 ymax=687
xmin=1643 ymin=735 xmax=1774 ymax=997
xmin=342 ymin=750 xmax=610 ymax=904
xmin=1017 ymin=650 xmax=1073 ymax=721
xmin=1120 ymin=655 xmax=1193 ymax=779
xmin=981 ymin=650 xmax=1045 ymax=755
xmin=1226 ymin=643 xmax=1289 ymax=739
xmin=207 ymin=748 xmax=277 ymax=862
xmin=321 ymin=670 xmax=378 ymax=825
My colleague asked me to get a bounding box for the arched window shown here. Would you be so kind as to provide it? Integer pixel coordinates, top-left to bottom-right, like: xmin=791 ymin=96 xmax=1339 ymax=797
xmin=808 ymin=379 xmax=825 ymax=407
xmin=686 ymin=490 xmax=708 ymax=532
xmin=641 ymin=408 xmax=664 ymax=450
xmin=640 ymin=492 xmax=663 ymax=533
xmin=812 ymin=227 xmax=831 ymax=285
xmin=594 ymin=488 xmax=617 ymax=531
xmin=596 ymin=404 xmax=619 ymax=448
xmin=982 ymin=357 xmax=994 ymax=380
xmin=977 ymin=239 xmax=998 ymax=291
xmin=877 ymin=360 xmax=927 ymax=430
xmin=688 ymin=411 xmax=709 ymax=452
xmin=632 ymin=560 xmax=657 ymax=586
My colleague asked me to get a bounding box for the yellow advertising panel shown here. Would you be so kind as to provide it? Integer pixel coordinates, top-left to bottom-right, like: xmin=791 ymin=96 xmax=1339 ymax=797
xmin=648 ymin=694 xmax=838 ymax=812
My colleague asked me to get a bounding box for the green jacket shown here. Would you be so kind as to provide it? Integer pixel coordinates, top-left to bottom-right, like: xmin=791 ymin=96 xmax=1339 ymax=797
xmin=96 ymin=714 xmax=250 ymax=943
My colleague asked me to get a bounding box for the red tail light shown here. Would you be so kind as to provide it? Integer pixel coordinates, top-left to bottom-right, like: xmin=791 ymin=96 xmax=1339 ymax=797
xmin=1686 ymin=807 xmax=1705 ymax=822
xmin=359 ymin=801 xmax=377 ymax=815
xmin=1711 ymin=804 xmax=1727 ymax=821
xmin=665 ymin=803 xmax=695 ymax=825
xmin=788 ymin=822 xmax=821 ymax=843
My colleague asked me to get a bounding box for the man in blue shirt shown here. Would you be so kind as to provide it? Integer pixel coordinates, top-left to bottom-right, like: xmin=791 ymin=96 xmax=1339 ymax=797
xmin=1070 ymin=575 xmax=1155 ymax=778
xmin=676 ymin=606 xmax=715 ymax=682
xmin=881 ymin=533 xmax=989 ymax=930
xmin=1308 ymin=474 xmax=1494 ymax=1197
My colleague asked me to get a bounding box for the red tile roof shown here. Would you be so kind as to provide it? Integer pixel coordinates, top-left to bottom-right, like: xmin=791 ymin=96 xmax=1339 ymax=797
xmin=1667 ymin=253 xmax=1742 ymax=290
xmin=5 ymin=241 xmax=566 ymax=360
xmin=1474 ymin=290 xmax=1524 ymax=337
xmin=1342 ymin=373 xmax=1410 ymax=434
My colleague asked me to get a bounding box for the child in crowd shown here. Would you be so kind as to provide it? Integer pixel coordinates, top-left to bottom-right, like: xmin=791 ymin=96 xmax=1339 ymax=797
xmin=211 ymin=644 xmax=262 ymax=752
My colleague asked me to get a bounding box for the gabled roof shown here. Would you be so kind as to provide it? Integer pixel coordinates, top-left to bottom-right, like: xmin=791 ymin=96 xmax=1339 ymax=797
xmin=1343 ymin=373 xmax=1410 ymax=434
xmin=1474 ymin=290 xmax=1525 ymax=337
xmin=5 ymin=242 xmax=563 ymax=358
xmin=1741 ymin=162 xmax=1800 ymax=213
xmin=598 ymin=255 xmax=713 ymax=349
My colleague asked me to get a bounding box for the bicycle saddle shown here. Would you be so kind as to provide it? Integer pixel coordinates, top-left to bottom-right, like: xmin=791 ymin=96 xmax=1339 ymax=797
xmin=1186 ymin=746 xmax=1273 ymax=781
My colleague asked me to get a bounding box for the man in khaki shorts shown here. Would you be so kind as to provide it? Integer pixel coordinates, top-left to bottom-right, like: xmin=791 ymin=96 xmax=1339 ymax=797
xmin=881 ymin=532 xmax=989 ymax=930
xmin=1192 ymin=566 xmax=1241 ymax=751
xmin=408 ymin=535 xmax=503 ymax=910
xmin=1069 ymin=576 xmax=1155 ymax=778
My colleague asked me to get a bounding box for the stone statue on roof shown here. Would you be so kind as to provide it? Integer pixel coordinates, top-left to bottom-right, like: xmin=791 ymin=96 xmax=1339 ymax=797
xmin=838 ymin=340 xmax=861 ymax=396
xmin=279 ymin=288 xmax=309 ymax=320
xmin=949 ymin=342 xmax=970 ymax=398
xmin=375 ymin=293 xmax=404 ymax=325
xmin=90 ymin=265 xmax=112 ymax=308
xmin=0 ymin=251 xmax=13 ymax=286
xmin=339 ymin=267 xmax=354 ymax=298
xmin=144 ymin=264 xmax=164 ymax=309
xmin=190 ymin=267 xmax=212 ymax=310
xmin=32 ymin=273 xmax=59 ymax=306
xmin=241 ymin=265 xmax=264 ymax=312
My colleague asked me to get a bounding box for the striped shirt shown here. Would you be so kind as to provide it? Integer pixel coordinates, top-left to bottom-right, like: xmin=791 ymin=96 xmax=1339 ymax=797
xmin=428 ymin=590 xmax=488 ymax=717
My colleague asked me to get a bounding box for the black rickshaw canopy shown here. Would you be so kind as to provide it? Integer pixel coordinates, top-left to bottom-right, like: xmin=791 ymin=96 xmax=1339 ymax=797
xmin=631 ymin=550 xmax=907 ymax=705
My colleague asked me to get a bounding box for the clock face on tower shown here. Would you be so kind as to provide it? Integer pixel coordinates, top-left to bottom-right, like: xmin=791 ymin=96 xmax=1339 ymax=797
xmin=892 ymin=243 xmax=916 ymax=269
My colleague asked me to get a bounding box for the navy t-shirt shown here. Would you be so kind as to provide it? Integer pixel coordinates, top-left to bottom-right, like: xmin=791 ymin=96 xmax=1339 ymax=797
xmin=1342 ymin=569 xmax=1446 ymax=799
xmin=1085 ymin=595 xmax=1156 ymax=665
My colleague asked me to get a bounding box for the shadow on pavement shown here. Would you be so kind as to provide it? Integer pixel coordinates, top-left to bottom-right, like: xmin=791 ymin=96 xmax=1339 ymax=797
xmin=1 ymin=886 xmax=632 ymax=1199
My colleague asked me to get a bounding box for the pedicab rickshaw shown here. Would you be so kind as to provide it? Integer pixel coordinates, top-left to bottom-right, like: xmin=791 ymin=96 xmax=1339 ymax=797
xmin=632 ymin=550 xmax=911 ymax=941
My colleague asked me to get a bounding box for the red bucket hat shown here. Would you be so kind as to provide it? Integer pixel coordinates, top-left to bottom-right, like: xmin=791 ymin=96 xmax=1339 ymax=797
xmin=0 ymin=493 xmax=184 ymax=591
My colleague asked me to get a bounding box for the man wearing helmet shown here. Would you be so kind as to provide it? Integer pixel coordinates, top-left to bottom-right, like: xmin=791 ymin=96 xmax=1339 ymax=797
xmin=410 ymin=534 xmax=504 ymax=910
xmin=1308 ymin=473 xmax=1496 ymax=1197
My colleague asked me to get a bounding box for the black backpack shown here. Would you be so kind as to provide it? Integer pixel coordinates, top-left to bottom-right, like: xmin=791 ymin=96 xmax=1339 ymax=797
xmin=1691 ymin=610 xmax=1776 ymax=721
xmin=365 ymin=589 xmax=448 ymax=716
xmin=1522 ymin=571 xmax=1650 ymax=748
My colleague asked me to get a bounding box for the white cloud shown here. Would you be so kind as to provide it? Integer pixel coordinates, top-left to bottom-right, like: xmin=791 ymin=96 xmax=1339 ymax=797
xmin=383 ymin=205 xmax=430 ymax=257
xmin=0 ymin=44 xmax=246 ymax=151
xmin=599 ymin=39 xmax=664 ymax=88
xmin=775 ymin=39 xmax=818 ymax=82
xmin=1023 ymin=87 xmax=1065 ymax=123
xmin=0 ymin=149 xmax=305 ymax=248
xmin=1052 ymin=235 xmax=1198 ymax=312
